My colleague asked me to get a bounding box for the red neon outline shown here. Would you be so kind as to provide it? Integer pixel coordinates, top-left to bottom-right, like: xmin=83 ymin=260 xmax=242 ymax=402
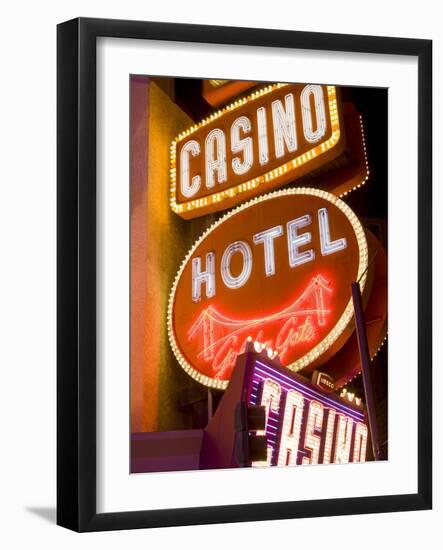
xmin=187 ymin=275 xmax=333 ymax=376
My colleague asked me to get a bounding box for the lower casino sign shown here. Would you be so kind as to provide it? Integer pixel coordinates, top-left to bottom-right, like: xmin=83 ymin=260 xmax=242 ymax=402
xmin=168 ymin=188 xmax=370 ymax=390
xmin=247 ymin=358 xmax=368 ymax=467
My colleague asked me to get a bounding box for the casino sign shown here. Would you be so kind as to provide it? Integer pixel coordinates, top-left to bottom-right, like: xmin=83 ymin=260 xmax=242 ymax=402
xmin=170 ymin=83 xmax=344 ymax=219
xmin=168 ymin=188 xmax=370 ymax=390
xmin=248 ymin=356 xmax=368 ymax=467
xmin=198 ymin=345 xmax=370 ymax=469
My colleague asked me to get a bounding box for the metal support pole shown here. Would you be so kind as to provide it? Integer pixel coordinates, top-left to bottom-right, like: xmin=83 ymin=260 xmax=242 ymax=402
xmin=351 ymin=282 xmax=383 ymax=461
xmin=207 ymin=387 xmax=213 ymax=421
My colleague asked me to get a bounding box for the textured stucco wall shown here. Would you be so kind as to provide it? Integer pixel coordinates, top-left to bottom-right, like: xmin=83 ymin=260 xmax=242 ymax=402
xmin=131 ymin=78 xmax=210 ymax=432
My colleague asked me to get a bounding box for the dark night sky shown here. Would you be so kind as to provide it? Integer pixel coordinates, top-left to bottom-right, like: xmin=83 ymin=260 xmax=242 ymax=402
xmin=342 ymin=86 xmax=388 ymax=222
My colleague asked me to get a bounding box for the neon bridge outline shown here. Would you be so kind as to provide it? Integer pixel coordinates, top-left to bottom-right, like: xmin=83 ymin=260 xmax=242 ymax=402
xmin=187 ymin=274 xmax=333 ymax=363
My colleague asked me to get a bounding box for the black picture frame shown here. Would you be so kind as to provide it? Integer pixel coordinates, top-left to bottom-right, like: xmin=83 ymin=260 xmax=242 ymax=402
xmin=57 ymin=17 xmax=432 ymax=532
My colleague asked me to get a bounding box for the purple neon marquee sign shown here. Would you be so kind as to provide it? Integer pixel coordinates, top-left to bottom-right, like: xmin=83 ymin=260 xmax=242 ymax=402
xmin=247 ymin=360 xmax=369 ymax=467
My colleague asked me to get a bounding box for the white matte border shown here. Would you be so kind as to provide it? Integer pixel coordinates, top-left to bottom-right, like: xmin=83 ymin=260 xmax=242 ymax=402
xmin=97 ymin=37 xmax=418 ymax=513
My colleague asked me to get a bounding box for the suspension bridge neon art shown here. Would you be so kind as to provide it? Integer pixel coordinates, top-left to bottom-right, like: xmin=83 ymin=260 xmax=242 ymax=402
xmin=187 ymin=274 xmax=333 ymax=380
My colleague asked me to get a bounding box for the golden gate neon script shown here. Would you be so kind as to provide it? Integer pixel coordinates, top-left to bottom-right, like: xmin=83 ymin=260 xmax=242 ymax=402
xmin=188 ymin=275 xmax=333 ymax=381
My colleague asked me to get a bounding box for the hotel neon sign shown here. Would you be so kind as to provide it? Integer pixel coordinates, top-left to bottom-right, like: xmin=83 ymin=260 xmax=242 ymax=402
xmin=168 ymin=188 xmax=369 ymax=390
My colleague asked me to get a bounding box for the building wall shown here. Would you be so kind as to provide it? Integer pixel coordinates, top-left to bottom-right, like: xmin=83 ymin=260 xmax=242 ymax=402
xmin=131 ymin=77 xmax=207 ymax=432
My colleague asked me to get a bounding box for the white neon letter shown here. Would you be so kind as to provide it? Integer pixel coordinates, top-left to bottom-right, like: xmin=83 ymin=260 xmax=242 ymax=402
xmin=259 ymin=378 xmax=281 ymax=435
xmin=180 ymin=140 xmax=201 ymax=198
xmin=287 ymin=215 xmax=315 ymax=267
xmin=192 ymin=252 xmax=216 ymax=302
xmin=322 ymin=408 xmax=336 ymax=464
xmin=301 ymin=84 xmax=327 ymax=143
xmin=333 ymin=414 xmax=354 ymax=464
xmin=277 ymin=390 xmax=305 ymax=466
xmin=302 ymin=401 xmax=324 ymax=465
xmin=252 ymin=379 xmax=282 ymax=467
xmin=272 ymin=93 xmax=297 ymax=158
xmin=253 ymin=225 xmax=283 ymax=276
xmin=257 ymin=106 xmax=269 ymax=166
xmin=231 ymin=116 xmax=253 ymax=175
xmin=352 ymin=422 xmax=368 ymax=463
xmin=318 ymin=208 xmax=347 ymax=256
xmin=205 ymin=128 xmax=227 ymax=188
xmin=221 ymin=241 xmax=252 ymax=289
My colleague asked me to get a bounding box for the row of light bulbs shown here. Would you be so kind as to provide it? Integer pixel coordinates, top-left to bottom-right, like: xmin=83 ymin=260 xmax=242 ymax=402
xmin=169 ymin=84 xmax=341 ymax=215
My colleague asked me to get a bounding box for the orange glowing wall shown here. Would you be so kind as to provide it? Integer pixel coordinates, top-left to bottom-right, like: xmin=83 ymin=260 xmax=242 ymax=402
xmin=131 ymin=77 xmax=207 ymax=432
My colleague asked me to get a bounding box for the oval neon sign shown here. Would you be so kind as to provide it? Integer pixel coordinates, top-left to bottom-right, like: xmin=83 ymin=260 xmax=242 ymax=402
xmin=168 ymin=188 xmax=369 ymax=389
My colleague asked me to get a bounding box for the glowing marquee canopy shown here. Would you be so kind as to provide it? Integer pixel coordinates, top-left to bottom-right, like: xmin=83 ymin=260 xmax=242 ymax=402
xmin=170 ymin=84 xmax=344 ymax=219
xmin=168 ymin=188 xmax=369 ymax=390
xmin=248 ymin=358 xmax=368 ymax=467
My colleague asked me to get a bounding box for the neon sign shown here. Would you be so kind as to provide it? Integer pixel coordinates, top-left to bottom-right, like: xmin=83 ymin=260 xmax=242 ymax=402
xmin=248 ymin=359 xmax=368 ymax=466
xmin=168 ymin=188 xmax=369 ymax=389
xmin=170 ymin=84 xmax=344 ymax=219
xmin=188 ymin=274 xmax=332 ymax=380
